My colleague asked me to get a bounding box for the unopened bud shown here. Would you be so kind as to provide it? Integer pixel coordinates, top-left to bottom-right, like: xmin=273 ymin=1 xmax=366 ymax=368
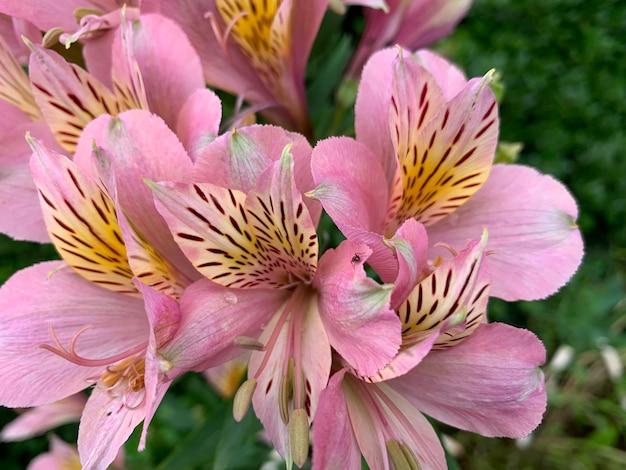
xmin=232 ymin=378 xmax=256 ymax=422
xmin=289 ymin=408 xmax=310 ymax=467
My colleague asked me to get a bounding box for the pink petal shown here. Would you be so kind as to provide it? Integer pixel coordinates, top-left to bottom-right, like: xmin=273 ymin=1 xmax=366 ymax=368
xmin=194 ymin=125 xmax=320 ymax=222
xmin=28 ymin=435 xmax=80 ymax=470
xmin=1 ymin=393 xmax=86 ymax=441
xmin=77 ymin=387 xmax=145 ymax=470
xmin=130 ymin=14 xmax=205 ymax=131
xmin=176 ymin=88 xmax=222 ymax=161
xmin=354 ymin=48 xmax=400 ymax=186
xmin=390 ymin=322 xmax=547 ymax=438
xmin=0 ymin=261 xmax=148 ymax=407
xmin=413 ymin=49 xmax=469 ymax=101
xmin=311 ymin=136 xmax=390 ymax=233
xmin=428 ymin=164 xmax=584 ymax=300
xmin=315 ymin=241 xmax=401 ymax=377
xmin=311 ymin=369 xmax=362 ymax=470
xmin=0 ymin=1 xmax=89 ymax=31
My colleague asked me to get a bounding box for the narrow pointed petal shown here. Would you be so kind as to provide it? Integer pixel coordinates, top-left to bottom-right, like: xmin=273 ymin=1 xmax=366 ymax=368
xmin=311 ymin=136 xmax=390 ymax=234
xmin=391 ymin=322 xmax=547 ymax=438
xmin=130 ymin=14 xmax=205 ymax=131
xmin=428 ymin=164 xmax=584 ymax=300
xmin=28 ymin=44 xmax=122 ymax=152
xmin=315 ymin=241 xmax=401 ymax=377
xmin=176 ymin=88 xmax=222 ymax=161
xmin=312 ymin=369 xmax=362 ymax=470
xmin=390 ymin=68 xmax=499 ymax=229
xmin=29 ymin=139 xmax=137 ymax=295
xmin=1 ymin=393 xmax=86 ymax=441
xmin=0 ymin=261 xmax=148 ymax=407
xmin=77 ymin=388 xmax=145 ymax=470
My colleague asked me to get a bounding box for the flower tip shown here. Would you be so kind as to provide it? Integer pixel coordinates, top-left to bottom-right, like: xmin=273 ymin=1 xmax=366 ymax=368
xmin=233 ymin=379 xmax=257 ymax=422
xmin=289 ymin=408 xmax=310 ymax=468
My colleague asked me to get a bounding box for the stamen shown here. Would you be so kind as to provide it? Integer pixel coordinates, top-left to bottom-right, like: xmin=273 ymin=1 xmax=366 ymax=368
xmin=433 ymin=242 xmax=458 ymax=257
xmin=233 ymin=378 xmax=257 ymax=421
xmin=37 ymin=323 xmax=148 ymax=367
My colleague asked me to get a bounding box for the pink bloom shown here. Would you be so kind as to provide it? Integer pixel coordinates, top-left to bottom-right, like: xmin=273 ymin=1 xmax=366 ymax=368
xmin=150 ymin=125 xmax=402 ymax=466
xmin=311 ymin=48 xmax=583 ymax=301
xmin=143 ymin=0 xmax=329 ymax=135
xmin=312 ymin=223 xmax=546 ymax=468
xmin=1 ymin=393 xmax=86 ymax=442
xmin=346 ymin=0 xmax=474 ymax=79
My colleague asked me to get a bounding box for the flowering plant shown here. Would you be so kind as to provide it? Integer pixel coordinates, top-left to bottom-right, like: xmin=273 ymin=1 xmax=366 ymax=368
xmin=0 ymin=1 xmax=583 ymax=469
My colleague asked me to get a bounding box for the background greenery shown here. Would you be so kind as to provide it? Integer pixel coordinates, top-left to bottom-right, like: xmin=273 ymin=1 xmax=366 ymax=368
xmin=1 ymin=0 xmax=625 ymax=468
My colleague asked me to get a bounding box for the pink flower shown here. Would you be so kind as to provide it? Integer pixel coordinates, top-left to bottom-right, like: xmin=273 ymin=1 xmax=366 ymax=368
xmin=312 ymin=222 xmax=546 ymax=469
xmin=150 ymin=124 xmax=402 ymax=466
xmin=311 ymin=48 xmax=583 ymax=301
xmin=143 ymin=0 xmax=329 ymax=135
xmin=345 ymin=0 xmax=474 ymax=79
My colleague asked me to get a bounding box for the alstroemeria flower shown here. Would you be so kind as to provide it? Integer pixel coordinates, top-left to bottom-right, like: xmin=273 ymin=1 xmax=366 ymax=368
xmin=27 ymin=434 xmax=125 ymax=470
xmin=0 ymin=393 xmax=86 ymax=442
xmin=151 ymin=125 xmax=402 ymax=466
xmin=312 ymin=223 xmax=546 ymax=469
xmin=143 ymin=0 xmax=328 ymax=135
xmin=345 ymin=0 xmax=474 ymax=79
xmin=0 ymin=12 xmax=214 ymax=243
xmin=311 ymin=47 xmax=583 ymax=300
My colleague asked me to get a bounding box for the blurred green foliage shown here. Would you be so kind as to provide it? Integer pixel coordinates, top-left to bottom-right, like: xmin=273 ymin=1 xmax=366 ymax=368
xmin=1 ymin=0 xmax=625 ymax=468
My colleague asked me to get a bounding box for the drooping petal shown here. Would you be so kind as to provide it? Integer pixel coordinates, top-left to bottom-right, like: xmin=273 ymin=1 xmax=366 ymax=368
xmin=29 ymin=138 xmax=137 ymax=295
xmin=388 ymin=62 xmax=499 ymax=230
xmin=390 ymin=322 xmax=547 ymax=438
xmin=315 ymin=241 xmax=401 ymax=377
xmin=0 ymin=261 xmax=148 ymax=407
xmin=77 ymin=387 xmax=145 ymax=470
xmin=0 ymin=393 xmax=86 ymax=441
xmin=311 ymin=369 xmax=362 ymax=470
xmin=427 ymin=164 xmax=584 ymax=300
xmin=27 ymin=43 xmax=122 ymax=153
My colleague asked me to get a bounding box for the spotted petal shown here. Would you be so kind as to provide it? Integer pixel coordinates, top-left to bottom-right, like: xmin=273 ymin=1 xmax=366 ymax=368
xmin=388 ymin=56 xmax=499 ymax=230
xmin=0 ymin=33 xmax=39 ymax=119
xmin=28 ymin=43 xmax=124 ymax=153
xmin=154 ymin=147 xmax=318 ymax=289
xmin=29 ymin=137 xmax=136 ymax=295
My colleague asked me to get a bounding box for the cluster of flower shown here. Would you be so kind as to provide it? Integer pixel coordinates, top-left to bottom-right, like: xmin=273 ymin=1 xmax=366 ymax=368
xmin=0 ymin=1 xmax=583 ymax=469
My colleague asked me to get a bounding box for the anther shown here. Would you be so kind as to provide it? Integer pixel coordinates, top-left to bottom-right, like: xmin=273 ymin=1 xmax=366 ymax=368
xmin=289 ymin=408 xmax=310 ymax=468
xmin=233 ymin=379 xmax=257 ymax=422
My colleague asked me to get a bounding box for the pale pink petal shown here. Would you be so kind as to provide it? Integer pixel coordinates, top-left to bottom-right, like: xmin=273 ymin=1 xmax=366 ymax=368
xmin=176 ymin=88 xmax=222 ymax=161
xmin=311 ymin=136 xmax=389 ymax=233
xmin=315 ymin=241 xmax=401 ymax=377
xmin=413 ymin=49 xmax=468 ymax=101
xmin=27 ymin=43 xmax=120 ymax=153
xmin=0 ymin=0 xmax=90 ymax=31
xmin=75 ymin=111 xmax=199 ymax=294
xmin=0 ymin=261 xmax=148 ymax=407
xmin=77 ymin=388 xmax=145 ymax=470
xmin=311 ymin=369 xmax=362 ymax=470
xmin=428 ymin=164 xmax=584 ymax=300
xmin=388 ymin=219 xmax=429 ymax=309
xmin=170 ymin=279 xmax=289 ymax=370
xmin=249 ymin=293 xmax=331 ymax=462
xmin=194 ymin=125 xmax=320 ymax=222
xmin=1 ymin=393 xmax=86 ymax=441
xmin=130 ymin=14 xmax=205 ymax=131
xmin=28 ymin=435 xmax=80 ymax=470
xmin=391 ymin=322 xmax=547 ymax=438
xmin=354 ymin=48 xmax=400 ymax=186
xmin=0 ymin=15 xmax=36 ymax=64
